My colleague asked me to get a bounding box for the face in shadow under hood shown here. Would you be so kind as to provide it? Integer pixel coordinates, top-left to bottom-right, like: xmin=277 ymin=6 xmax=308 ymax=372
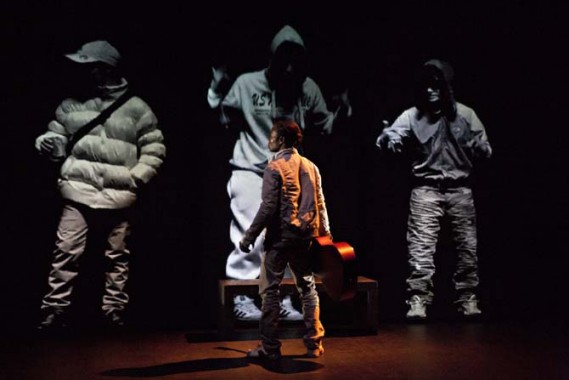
xmin=416 ymin=59 xmax=457 ymax=120
xmin=267 ymin=25 xmax=308 ymax=103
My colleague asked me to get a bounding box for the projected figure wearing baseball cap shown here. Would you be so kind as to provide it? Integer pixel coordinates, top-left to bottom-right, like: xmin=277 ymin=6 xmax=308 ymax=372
xmin=36 ymin=40 xmax=165 ymax=330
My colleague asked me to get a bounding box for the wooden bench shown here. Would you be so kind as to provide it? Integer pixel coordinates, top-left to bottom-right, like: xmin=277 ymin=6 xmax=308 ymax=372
xmin=218 ymin=276 xmax=378 ymax=340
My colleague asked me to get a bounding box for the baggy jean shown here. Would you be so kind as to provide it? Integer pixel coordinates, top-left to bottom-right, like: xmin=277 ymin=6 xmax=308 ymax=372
xmin=258 ymin=240 xmax=325 ymax=352
xmin=406 ymin=186 xmax=479 ymax=304
xmin=41 ymin=202 xmax=131 ymax=315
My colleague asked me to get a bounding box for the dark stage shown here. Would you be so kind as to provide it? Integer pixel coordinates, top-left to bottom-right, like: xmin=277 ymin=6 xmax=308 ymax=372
xmin=1 ymin=2 xmax=568 ymax=379
xmin=3 ymin=321 xmax=568 ymax=379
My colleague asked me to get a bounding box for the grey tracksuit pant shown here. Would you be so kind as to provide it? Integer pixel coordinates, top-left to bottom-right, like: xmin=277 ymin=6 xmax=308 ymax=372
xmin=226 ymin=170 xmax=264 ymax=280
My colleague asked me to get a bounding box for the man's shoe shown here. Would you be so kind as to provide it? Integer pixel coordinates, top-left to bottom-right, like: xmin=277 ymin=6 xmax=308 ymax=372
xmin=280 ymin=295 xmax=303 ymax=321
xmin=246 ymin=344 xmax=282 ymax=360
xmin=37 ymin=309 xmax=67 ymax=331
xmin=457 ymin=295 xmax=482 ymax=316
xmin=104 ymin=311 xmax=126 ymax=327
xmin=234 ymin=295 xmax=262 ymax=321
xmin=406 ymin=295 xmax=427 ymax=319
xmin=306 ymin=346 xmax=324 ymax=358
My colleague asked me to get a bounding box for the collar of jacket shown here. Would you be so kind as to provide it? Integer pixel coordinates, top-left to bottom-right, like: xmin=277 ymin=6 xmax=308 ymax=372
xmin=98 ymin=77 xmax=129 ymax=100
xmin=271 ymin=147 xmax=298 ymax=161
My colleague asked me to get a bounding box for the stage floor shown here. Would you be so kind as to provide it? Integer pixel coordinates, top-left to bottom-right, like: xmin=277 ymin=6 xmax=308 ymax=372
xmin=2 ymin=321 xmax=567 ymax=379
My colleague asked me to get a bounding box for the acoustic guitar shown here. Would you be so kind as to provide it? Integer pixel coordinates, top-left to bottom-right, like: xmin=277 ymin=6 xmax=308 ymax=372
xmin=310 ymin=236 xmax=357 ymax=301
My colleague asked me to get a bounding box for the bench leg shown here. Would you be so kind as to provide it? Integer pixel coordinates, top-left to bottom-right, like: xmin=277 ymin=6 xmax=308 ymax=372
xmin=218 ymin=286 xmax=236 ymax=339
xmin=366 ymin=286 xmax=378 ymax=334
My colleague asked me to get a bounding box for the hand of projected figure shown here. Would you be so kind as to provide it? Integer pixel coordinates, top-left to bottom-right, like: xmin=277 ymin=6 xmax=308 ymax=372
xmin=387 ymin=138 xmax=403 ymax=153
xmin=332 ymin=88 xmax=353 ymax=119
xmin=210 ymin=65 xmax=231 ymax=95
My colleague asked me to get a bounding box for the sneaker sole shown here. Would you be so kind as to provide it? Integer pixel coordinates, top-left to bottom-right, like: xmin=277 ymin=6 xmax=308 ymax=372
xmin=406 ymin=314 xmax=427 ymax=320
xmin=306 ymin=351 xmax=324 ymax=358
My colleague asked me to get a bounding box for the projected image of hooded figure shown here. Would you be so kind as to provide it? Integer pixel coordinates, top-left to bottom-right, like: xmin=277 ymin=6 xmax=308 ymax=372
xmin=376 ymin=59 xmax=492 ymax=320
xmin=208 ymin=25 xmax=351 ymax=321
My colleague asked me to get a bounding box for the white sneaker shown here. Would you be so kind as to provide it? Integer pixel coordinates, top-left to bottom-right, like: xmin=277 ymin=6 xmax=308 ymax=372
xmin=233 ymin=295 xmax=262 ymax=321
xmin=457 ymin=295 xmax=482 ymax=316
xmin=247 ymin=344 xmax=282 ymax=360
xmin=280 ymin=295 xmax=303 ymax=321
xmin=406 ymin=295 xmax=427 ymax=319
xmin=306 ymin=346 xmax=324 ymax=358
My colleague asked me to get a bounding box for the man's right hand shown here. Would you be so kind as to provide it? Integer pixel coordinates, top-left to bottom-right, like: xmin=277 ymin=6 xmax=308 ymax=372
xmin=239 ymin=237 xmax=254 ymax=253
xmin=39 ymin=136 xmax=66 ymax=162
xmin=387 ymin=138 xmax=403 ymax=153
xmin=377 ymin=127 xmax=403 ymax=153
xmin=39 ymin=137 xmax=55 ymax=156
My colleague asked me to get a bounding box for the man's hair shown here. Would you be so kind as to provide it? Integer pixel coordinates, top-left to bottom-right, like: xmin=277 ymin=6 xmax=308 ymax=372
xmin=273 ymin=119 xmax=303 ymax=147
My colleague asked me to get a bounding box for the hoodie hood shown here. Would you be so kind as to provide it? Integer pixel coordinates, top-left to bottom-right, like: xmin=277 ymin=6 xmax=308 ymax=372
xmin=266 ymin=25 xmax=309 ymax=129
xmin=424 ymin=59 xmax=454 ymax=84
xmin=270 ymin=25 xmax=305 ymax=54
xmin=416 ymin=58 xmax=457 ymax=119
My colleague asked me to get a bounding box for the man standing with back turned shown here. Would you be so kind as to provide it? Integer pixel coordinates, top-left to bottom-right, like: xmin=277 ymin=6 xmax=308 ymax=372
xmin=240 ymin=119 xmax=330 ymax=360
xmin=208 ymin=24 xmax=350 ymax=321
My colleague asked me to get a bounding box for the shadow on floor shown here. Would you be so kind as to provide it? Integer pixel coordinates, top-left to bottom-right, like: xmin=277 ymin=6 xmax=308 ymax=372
xmin=101 ymin=347 xmax=323 ymax=376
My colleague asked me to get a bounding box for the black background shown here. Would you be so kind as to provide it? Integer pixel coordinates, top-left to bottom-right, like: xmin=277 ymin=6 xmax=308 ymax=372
xmin=1 ymin=1 xmax=567 ymax=331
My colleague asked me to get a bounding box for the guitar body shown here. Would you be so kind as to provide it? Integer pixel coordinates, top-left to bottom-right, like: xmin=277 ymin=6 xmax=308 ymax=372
xmin=311 ymin=236 xmax=357 ymax=301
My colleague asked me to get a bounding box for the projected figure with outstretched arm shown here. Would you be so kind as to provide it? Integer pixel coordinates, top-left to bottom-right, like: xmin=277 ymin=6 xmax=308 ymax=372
xmin=376 ymin=59 xmax=491 ymax=320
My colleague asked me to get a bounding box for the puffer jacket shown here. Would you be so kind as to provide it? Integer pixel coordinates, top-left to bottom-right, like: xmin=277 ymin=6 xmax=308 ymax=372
xmin=244 ymin=147 xmax=331 ymax=247
xmin=35 ymin=79 xmax=165 ymax=209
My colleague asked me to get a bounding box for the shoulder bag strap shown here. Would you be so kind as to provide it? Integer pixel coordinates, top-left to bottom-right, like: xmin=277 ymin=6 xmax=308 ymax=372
xmin=66 ymin=90 xmax=134 ymax=156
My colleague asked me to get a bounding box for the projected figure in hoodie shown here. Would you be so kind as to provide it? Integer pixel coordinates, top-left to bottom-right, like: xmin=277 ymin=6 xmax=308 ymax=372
xmin=208 ymin=25 xmax=351 ymax=320
xmin=376 ymin=60 xmax=492 ymax=320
